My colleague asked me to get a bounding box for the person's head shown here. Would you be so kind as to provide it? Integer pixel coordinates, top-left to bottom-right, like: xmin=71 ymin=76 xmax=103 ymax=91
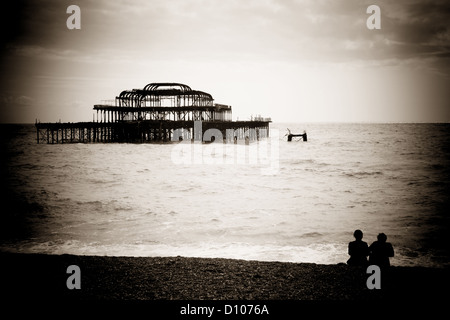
xmin=377 ymin=233 xmax=387 ymax=243
xmin=353 ymin=229 xmax=363 ymax=240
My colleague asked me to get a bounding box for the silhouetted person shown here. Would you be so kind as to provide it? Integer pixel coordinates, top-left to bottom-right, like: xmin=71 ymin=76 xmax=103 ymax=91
xmin=369 ymin=233 xmax=394 ymax=267
xmin=347 ymin=229 xmax=369 ymax=266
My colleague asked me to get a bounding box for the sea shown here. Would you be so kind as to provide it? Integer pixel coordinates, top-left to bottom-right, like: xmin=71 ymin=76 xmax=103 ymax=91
xmin=1 ymin=122 xmax=449 ymax=268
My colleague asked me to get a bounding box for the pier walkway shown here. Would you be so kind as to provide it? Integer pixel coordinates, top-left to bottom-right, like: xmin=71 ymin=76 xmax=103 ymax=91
xmin=35 ymin=120 xmax=270 ymax=144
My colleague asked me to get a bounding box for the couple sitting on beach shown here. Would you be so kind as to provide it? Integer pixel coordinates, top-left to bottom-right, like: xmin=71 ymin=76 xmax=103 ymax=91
xmin=347 ymin=230 xmax=394 ymax=267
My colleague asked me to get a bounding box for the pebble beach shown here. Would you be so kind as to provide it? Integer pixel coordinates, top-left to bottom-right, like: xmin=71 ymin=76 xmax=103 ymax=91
xmin=2 ymin=253 xmax=448 ymax=305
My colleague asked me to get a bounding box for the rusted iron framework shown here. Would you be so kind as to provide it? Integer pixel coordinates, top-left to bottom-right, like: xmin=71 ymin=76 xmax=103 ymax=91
xmin=94 ymin=82 xmax=231 ymax=122
xmin=119 ymin=83 xmax=213 ymax=108
xmin=35 ymin=82 xmax=271 ymax=144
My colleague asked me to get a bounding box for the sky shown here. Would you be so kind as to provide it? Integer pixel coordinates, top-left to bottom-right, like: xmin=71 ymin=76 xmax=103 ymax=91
xmin=0 ymin=0 xmax=449 ymax=123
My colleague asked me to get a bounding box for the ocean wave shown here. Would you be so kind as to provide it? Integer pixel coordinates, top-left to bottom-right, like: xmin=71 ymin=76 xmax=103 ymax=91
xmin=299 ymin=232 xmax=323 ymax=238
xmin=343 ymin=170 xmax=383 ymax=178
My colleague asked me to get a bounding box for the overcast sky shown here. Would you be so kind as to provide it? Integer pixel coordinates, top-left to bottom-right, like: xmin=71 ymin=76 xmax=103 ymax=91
xmin=1 ymin=0 xmax=449 ymax=123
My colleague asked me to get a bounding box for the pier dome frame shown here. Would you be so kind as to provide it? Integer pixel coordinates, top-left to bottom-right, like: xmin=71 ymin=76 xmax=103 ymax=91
xmin=116 ymin=82 xmax=214 ymax=109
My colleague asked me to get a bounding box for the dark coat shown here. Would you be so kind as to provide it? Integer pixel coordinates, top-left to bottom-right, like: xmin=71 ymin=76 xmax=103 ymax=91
xmin=347 ymin=240 xmax=369 ymax=266
xmin=369 ymin=241 xmax=394 ymax=267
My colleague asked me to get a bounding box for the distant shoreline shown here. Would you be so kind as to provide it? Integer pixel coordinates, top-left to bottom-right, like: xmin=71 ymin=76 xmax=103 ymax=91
xmin=1 ymin=252 xmax=448 ymax=302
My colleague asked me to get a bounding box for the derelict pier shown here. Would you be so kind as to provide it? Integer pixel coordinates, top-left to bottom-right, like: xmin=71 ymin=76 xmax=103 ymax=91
xmin=35 ymin=83 xmax=271 ymax=144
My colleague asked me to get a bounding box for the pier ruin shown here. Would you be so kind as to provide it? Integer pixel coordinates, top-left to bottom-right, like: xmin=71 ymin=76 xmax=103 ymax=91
xmin=35 ymin=83 xmax=271 ymax=144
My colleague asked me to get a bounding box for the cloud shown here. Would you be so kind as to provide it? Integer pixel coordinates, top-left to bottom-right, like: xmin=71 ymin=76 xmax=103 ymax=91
xmin=3 ymin=0 xmax=448 ymax=70
xmin=1 ymin=0 xmax=449 ymax=123
xmin=0 ymin=94 xmax=33 ymax=107
xmin=376 ymin=1 xmax=450 ymax=57
xmin=15 ymin=95 xmax=33 ymax=106
xmin=0 ymin=94 xmax=35 ymax=123
xmin=5 ymin=44 xmax=79 ymax=61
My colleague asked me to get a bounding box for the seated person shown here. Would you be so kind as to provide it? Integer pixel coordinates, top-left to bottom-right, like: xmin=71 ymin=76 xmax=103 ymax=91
xmin=369 ymin=233 xmax=394 ymax=267
xmin=347 ymin=229 xmax=369 ymax=266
